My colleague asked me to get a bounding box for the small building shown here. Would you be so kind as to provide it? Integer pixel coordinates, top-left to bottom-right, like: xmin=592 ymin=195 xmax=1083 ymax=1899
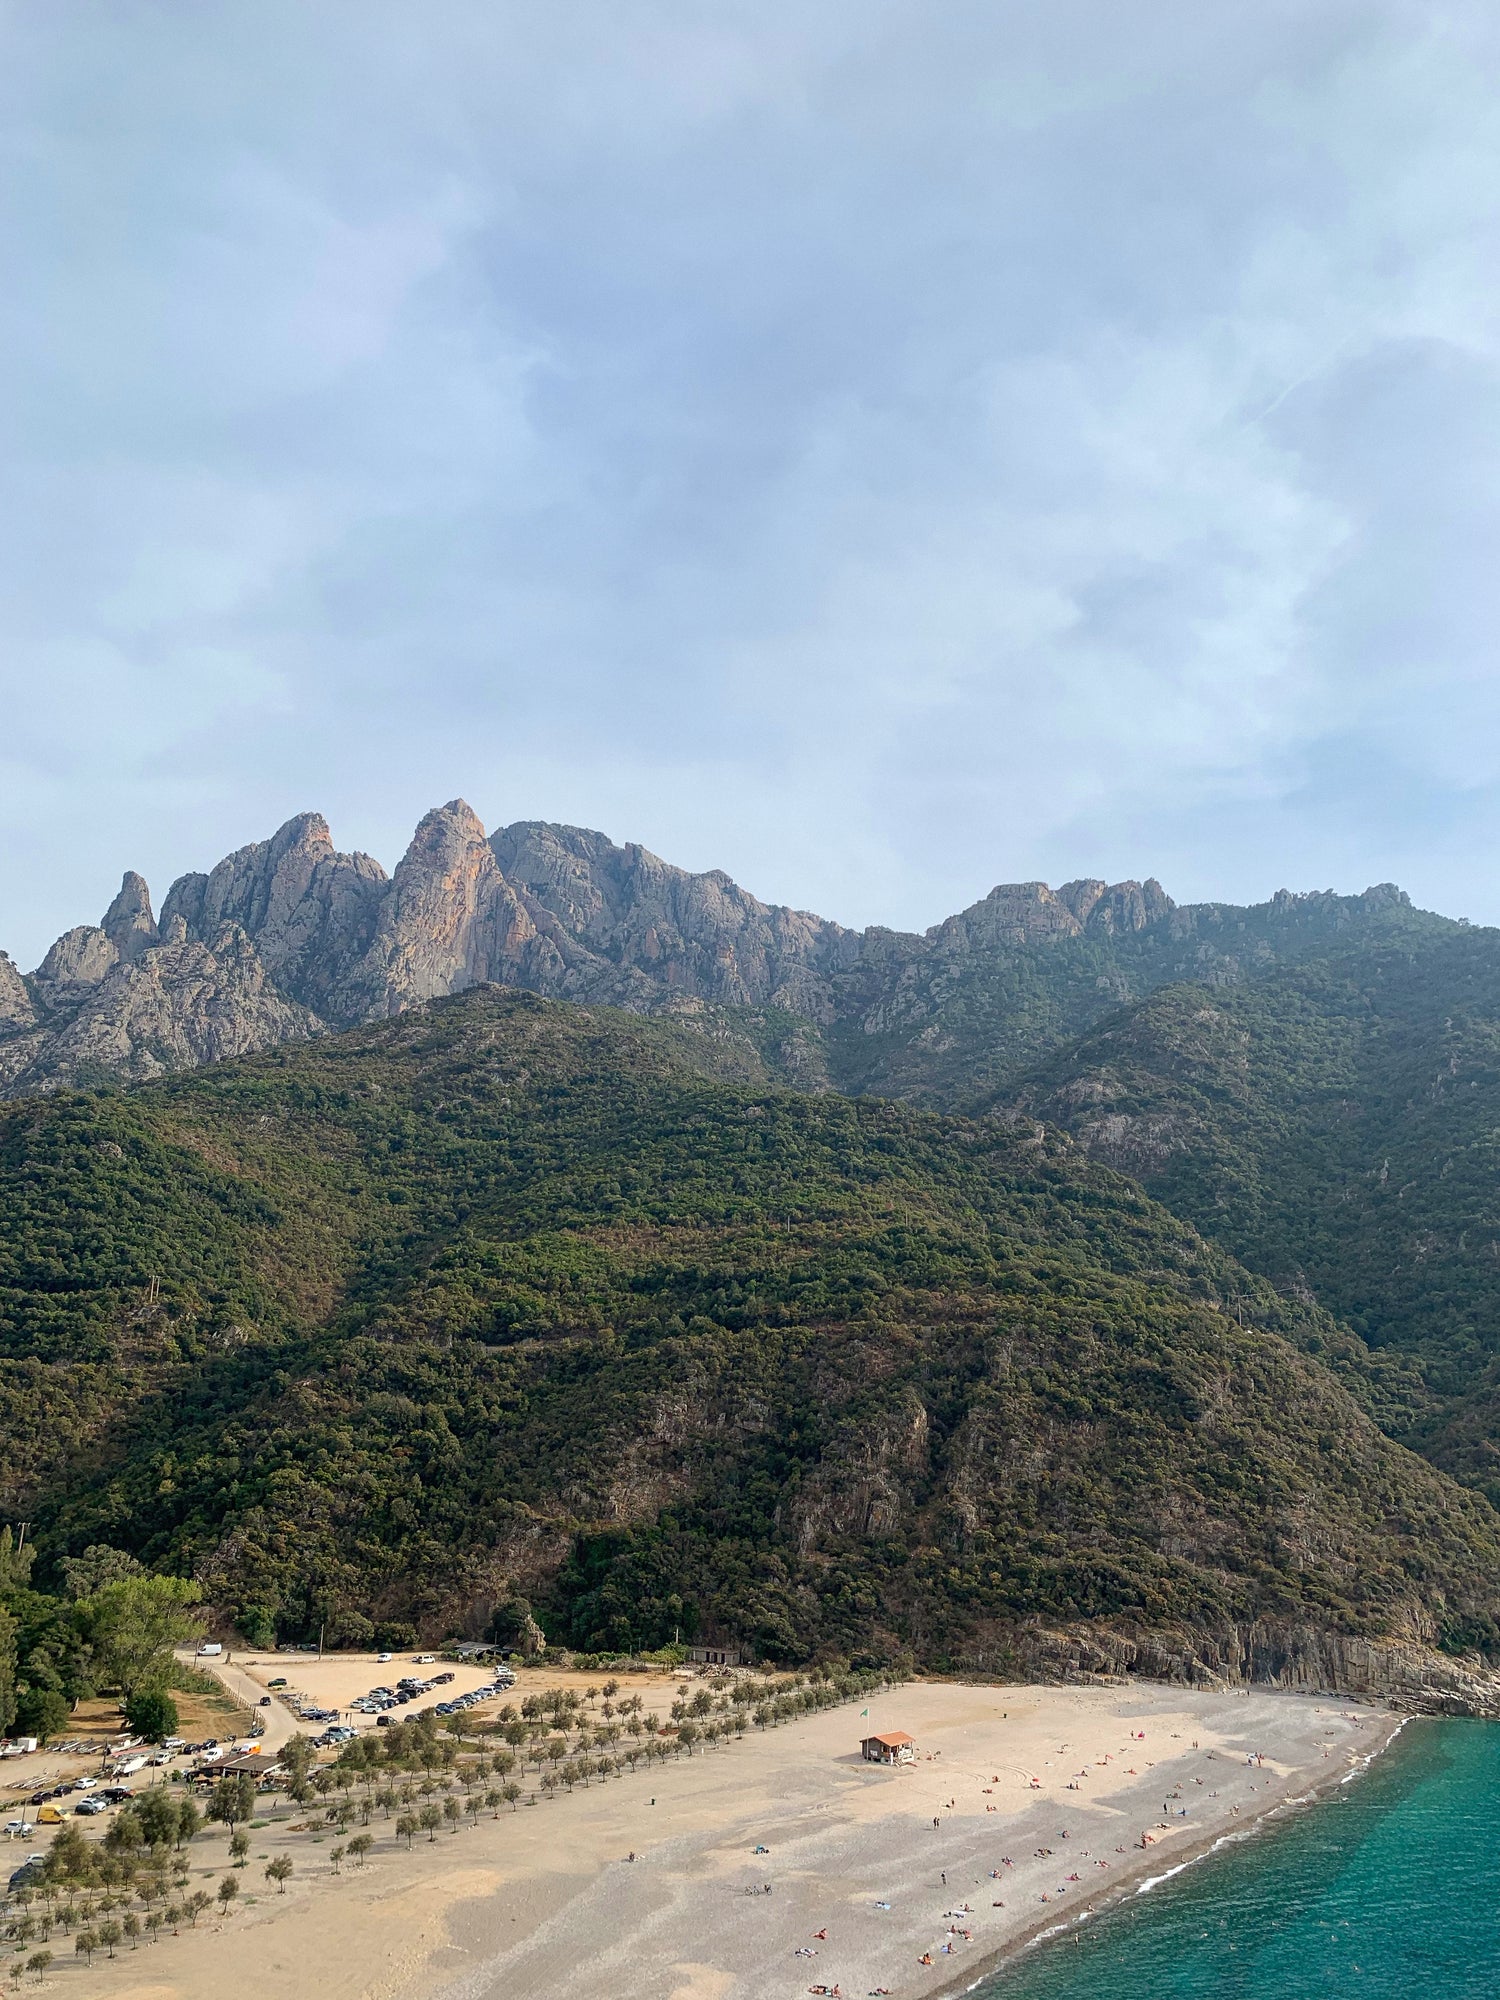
xmin=192 ymin=1753 xmax=282 ymax=1787
xmin=861 ymin=1731 xmax=915 ymax=1765
xmin=687 ymin=1643 xmax=743 ymax=1668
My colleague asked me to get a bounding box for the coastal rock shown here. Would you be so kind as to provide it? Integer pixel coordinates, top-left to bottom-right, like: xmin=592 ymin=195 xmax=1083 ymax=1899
xmin=967 ymin=1617 xmax=1500 ymax=1718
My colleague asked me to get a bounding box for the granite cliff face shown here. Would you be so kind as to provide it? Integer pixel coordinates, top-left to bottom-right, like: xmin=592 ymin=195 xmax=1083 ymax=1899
xmin=1 ymin=887 xmax=320 ymax=1097
xmin=0 ymin=801 xmax=1435 ymax=1102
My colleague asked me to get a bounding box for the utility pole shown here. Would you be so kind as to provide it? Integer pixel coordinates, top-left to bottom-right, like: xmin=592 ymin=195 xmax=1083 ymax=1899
xmin=318 ymin=1622 xmax=325 ymax=1660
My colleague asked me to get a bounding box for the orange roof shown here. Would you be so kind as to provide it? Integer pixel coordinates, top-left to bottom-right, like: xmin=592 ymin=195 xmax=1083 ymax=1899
xmin=863 ymin=1731 xmax=914 ymax=1746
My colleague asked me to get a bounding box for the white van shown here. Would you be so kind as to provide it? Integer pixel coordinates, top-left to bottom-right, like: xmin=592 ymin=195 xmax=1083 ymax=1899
xmin=197 ymin=1642 xmax=224 ymax=1658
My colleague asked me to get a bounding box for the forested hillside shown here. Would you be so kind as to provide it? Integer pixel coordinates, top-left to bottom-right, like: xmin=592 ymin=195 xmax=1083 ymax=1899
xmin=5 ymin=988 xmax=1499 ymax=1674
xmin=996 ymin=927 xmax=1500 ymax=1505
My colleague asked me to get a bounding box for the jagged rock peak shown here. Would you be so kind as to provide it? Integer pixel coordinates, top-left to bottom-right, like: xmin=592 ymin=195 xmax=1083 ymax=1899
xmin=403 ymin=798 xmax=491 ymax=863
xmin=160 ymin=809 xmax=388 ymax=1017
xmin=0 ymin=950 xmax=34 ymax=1033
xmin=37 ymin=925 xmax=118 ymax=986
xmin=102 ymin=871 xmax=158 ymax=961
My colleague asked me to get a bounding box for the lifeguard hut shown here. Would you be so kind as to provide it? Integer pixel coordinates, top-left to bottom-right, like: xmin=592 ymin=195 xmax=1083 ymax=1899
xmin=860 ymin=1730 xmax=915 ymax=1765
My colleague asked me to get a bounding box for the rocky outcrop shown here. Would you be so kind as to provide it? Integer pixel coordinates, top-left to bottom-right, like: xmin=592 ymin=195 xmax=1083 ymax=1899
xmin=962 ymin=1616 xmax=1500 ymax=1718
xmin=492 ymin=819 xmax=858 ymax=1019
xmin=102 ymin=872 xmax=158 ymax=961
xmin=926 ymin=875 xmax=1174 ymax=954
xmin=0 ymin=802 xmax=1427 ymax=1101
xmin=161 ymin=812 xmax=387 ymax=1019
xmin=37 ymin=923 xmax=120 ymax=987
xmin=0 ymin=922 xmax=319 ymax=1096
xmin=0 ymin=951 xmax=35 ymax=1034
xmin=338 ymin=802 xmax=581 ymax=1019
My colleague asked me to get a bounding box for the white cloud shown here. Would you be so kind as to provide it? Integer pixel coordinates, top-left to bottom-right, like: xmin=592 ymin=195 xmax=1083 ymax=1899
xmin=2 ymin=0 xmax=1500 ymax=960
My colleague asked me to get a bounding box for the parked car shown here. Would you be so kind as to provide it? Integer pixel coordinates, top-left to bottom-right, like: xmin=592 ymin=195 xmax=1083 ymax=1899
xmin=258 ymin=1696 xmax=272 ymax=1706
xmin=73 ymin=1799 xmax=107 ymax=1817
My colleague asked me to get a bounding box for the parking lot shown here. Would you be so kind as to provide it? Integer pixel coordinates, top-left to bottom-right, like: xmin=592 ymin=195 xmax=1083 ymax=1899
xmin=196 ymin=1649 xmax=516 ymax=1741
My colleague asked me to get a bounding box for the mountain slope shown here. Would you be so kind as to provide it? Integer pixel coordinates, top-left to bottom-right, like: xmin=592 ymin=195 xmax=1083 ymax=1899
xmin=3 ymin=987 xmax=1499 ymax=1683
xmin=994 ymin=928 xmax=1500 ymax=1502
xmin=2 ymin=799 xmax=1452 ymax=1112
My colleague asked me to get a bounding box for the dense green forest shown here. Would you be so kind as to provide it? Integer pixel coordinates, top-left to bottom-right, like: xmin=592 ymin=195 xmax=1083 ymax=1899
xmin=995 ymin=927 xmax=1500 ymax=1506
xmin=3 ymin=988 xmax=1500 ymax=1672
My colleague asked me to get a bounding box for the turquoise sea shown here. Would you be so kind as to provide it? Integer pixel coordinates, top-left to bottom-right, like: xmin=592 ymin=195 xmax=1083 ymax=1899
xmin=980 ymin=1718 xmax=1500 ymax=1999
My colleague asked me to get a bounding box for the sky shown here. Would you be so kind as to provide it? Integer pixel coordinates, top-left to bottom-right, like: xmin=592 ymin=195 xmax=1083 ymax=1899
xmin=3 ymin=0 xmax=1500 ymax=967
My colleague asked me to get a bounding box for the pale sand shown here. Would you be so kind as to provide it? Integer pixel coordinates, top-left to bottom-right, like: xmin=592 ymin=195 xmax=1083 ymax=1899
xmin=50 ymin=1677 xmax=1395 ymax=2000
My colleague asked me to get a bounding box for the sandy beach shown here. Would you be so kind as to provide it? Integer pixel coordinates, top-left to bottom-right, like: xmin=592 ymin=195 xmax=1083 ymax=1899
xmin=36 ymin=1669 xmax=1397 ymax=2000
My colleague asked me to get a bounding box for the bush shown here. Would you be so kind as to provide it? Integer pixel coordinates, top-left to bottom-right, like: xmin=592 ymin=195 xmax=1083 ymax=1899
xmin=124 ymin=1688 xmax=179 ymax=1742
xmin=237 ymin=1606 xmax=277 ymax=1649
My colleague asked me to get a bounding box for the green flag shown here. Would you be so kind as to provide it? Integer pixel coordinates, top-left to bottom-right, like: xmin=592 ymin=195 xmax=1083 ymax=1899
xmin=861 ymin=1707 xmax=869 ymax=1716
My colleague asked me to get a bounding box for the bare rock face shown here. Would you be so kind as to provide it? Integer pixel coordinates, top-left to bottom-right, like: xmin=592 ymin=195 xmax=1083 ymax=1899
xmin=0 ymin=951 xmax=35 ymax=1034
xmin=0 ymin=922 xmax=319 ymax=1096
xmin=102 ymin=871 xmax=158 ymax=961
xmin=161 ymin=812 xmax=387 ymax=1020
xmin=927 ymin=875 xmax=1175 ymax=954
xmin=37 ymin=924 xmax=119 ymax=987
xmin=339 ymin=801 xmax=577 ymax=1019
xmin=492 ymin=819 xmax=858 ymax=1020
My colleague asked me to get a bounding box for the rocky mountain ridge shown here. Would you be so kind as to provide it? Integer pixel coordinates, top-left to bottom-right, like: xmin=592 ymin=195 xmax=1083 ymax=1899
xmin=0 ymin=800 xmax=1433 ymax=1101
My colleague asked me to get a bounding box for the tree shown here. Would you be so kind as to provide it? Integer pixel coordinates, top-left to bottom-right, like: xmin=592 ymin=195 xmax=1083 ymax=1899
xmin=25 ymin=1952 xmax=52 ymax=1985
xmin=329 ymin=1845 xmax=346 ymax=1875
xmin=209 ymin=1772 xmax=256 ymax=1830
xmin=134 ymin=1788 xmax=180 ymax=1851
xmin=184 ymin=1891 xmax=212 ymax=1928
xmin=60 ymin=1546 xmax=143 ymax=1599
xmin=347 ymin=1834 xmax=373 ymax=1867
xmin=78 ymin=1577 xmax=203 ymax=1699
xmin=264 ymin=1857 xmax=293 ymax=1894
xmin=124 ymin=1688 xmax=179 ymax=1742
xmin=74 ymin=1932 xmax=97 ymax=1966
xmin=99 ymin=1921 xmax=123 ymax=1959
xmin=419 ymin=1805 xmax=442 ymax=1842
xmin=216 ymin=1876 xmax=239 ymax=1914
xmin=395 ymin=1815 xmax=417 ymax=1849
xmin=280 ymin=1734 xmax=313 ymax=1787
xmin=14 ymin=1686 xmax=70 ymax=1744
xmin=175 ymin=1795 xmax=202 ymax=1847
xmin=502 ymin=1781 xmax=522 ymax=1811
xmin=229 ymin=1827 xmax=251 ymax=1868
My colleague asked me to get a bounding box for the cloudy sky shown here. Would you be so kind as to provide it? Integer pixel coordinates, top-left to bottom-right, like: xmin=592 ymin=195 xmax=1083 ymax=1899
xmin=3 ymin=0 xmax=1499 ymax=965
